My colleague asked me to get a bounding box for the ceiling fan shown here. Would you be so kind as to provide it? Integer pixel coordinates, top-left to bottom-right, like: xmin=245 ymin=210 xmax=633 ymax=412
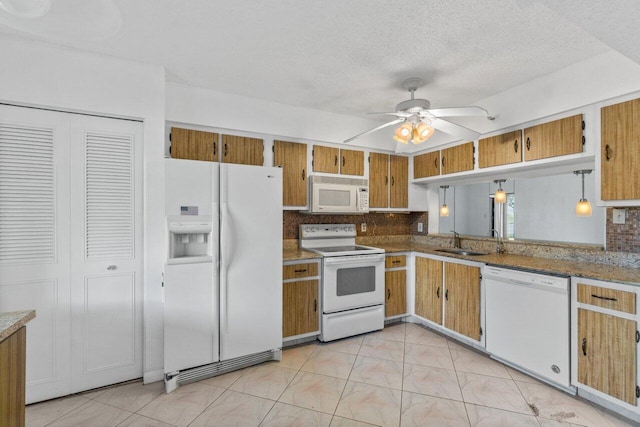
xmin=344 ymin=77 xmax=494 ymax=145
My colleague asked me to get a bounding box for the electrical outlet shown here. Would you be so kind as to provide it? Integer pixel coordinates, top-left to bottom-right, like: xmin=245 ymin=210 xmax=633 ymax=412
xmin=613 ymin=208 xmax=626 ymax=224
xmin=418 ymin=222 xmax=424 ymax=232
xmin=361 ymin=223 xmax=366 ymax=232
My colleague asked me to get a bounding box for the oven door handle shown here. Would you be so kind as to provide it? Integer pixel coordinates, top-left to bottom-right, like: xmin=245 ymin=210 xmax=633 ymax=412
xmin=323 ymin=254 xmax=385 ymax=265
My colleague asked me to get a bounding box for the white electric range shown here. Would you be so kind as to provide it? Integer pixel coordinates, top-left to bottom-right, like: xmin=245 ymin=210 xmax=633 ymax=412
xmin=300 ymin=224 xmax=385 ymax=341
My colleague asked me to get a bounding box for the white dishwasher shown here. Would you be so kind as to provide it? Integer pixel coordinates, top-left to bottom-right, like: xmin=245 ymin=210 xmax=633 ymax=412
xmin=485 ymin=265 xmax=572 ymax=390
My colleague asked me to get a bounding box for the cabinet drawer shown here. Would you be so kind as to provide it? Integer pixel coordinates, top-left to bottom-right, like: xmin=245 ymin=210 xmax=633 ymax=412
xmin=577 ymin=283 xmax=636 ymax=314
xmin=385 ymin=255 xmax=406 ymax=268
xmin=283 ymin=262 xmax=318 ymax=279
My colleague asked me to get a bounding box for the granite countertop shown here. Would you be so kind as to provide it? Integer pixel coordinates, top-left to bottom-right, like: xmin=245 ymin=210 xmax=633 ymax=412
xmin=366 ymin=242 xmax=640 ymax=286
xmin=0 ymin=310 xmax=36 ymax=342
xmin=283 ymin=248 xmax=321 ymax=262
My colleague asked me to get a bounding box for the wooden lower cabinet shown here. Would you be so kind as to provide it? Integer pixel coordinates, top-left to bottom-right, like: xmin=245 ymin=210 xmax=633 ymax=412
xmin=414 ymin=257 xmax=443 ymax=324
xmin=577 ymin=308 xmax=637 ymax=405
xmin=283 ymin=280 xmax=319 ymax=338
xmin=385 ymin=270 xmax=406 ymax=317
xmin=0 ymin=327 xmax=26 ymax=427
xmin=444 ymin=262 xmax=481 ymax=341
xmin=282 ymin=260 xmax=320 ymax=339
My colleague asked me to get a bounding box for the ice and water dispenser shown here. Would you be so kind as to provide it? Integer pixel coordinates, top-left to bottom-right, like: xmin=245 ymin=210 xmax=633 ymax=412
xmin=166 ymin=215 xmax=213 ymax=264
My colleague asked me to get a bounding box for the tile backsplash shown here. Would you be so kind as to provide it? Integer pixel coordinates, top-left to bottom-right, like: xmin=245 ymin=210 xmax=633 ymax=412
xmin=607 ymin=207 xmax=640 ymax=253
xmin=283 ymin=211 xmax=428 ymax=240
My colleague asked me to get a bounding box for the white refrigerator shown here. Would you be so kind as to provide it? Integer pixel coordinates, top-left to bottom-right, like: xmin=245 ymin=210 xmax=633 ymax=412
xmin=163 ymin=159 xmax=282 ymax=390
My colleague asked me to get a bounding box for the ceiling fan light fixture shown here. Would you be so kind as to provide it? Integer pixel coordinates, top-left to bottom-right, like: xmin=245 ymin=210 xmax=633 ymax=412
xmin=413 ymin=122 xmax=434 ymax=144
xmin=393 ymin=123 xmax=412 ymax=144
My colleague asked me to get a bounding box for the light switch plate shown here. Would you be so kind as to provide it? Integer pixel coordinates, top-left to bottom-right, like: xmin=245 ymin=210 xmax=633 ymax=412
xmin=613 ymin=208 xmax=626 ymax=224
xmin=361 ymin=223 xmax=366 ymax=232
xmin=418 ymin=222 xmax=424 ymax=232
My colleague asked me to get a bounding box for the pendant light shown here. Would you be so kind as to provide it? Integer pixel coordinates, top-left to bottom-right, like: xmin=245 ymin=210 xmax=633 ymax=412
xmin=440 ymin=185 xmax=450 ymax=217
xmin=574 ymin=170 xmax=592 ymax=217
xmin=494 ymin=179 xmax=506 ymax=204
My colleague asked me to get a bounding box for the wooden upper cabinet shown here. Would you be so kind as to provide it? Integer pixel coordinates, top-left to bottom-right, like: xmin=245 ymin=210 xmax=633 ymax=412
xmin=444 ymin=262 xmax=481 ymax=341
xmin=221 ymin=134 xmax=264 ymax=166
xmin=413 ymin=151 xmax=440 ymax=178
xmin=170 ymin=127 xmax=218 ymax=161
xmin=523 ymin=114 xmax=583 ymax=161
xmin=577 ymin=308 xmax=636 ymax=405
xmin=390 ymin=155 xmax=408 ymax=209
xmin=312 ymin=145 xmax=339 ymax=173
xmin=415 ymin=257 xmax=443 ymax=324
xmin=601 ymin=98 xmax=640 ymax=200
xmin=340 ymin=148 xmax=364 ymax=176
xmin=369 ymin=152 xmax=389 ymax=209
xmin=441 ymin=142 xmax=474 ymax=175
xmin=478 ymin=130 xmax=522 ymax=168
xmin=274 ymin=140 xmax=307 ymax=206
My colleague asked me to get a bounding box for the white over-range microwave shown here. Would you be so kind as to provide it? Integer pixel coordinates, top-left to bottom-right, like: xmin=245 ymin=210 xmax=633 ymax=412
xmin=307 ymin=175 xmax=369 ymax=214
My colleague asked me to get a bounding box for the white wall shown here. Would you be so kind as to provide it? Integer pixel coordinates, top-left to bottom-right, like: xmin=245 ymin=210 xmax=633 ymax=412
xmin=0 ymin=37 xmax=167 ymax=382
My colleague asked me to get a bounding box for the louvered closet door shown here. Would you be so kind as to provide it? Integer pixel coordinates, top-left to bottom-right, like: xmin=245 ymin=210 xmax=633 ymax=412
xmin=69 ymin=115 xmax=143 ymax=393
xmin=0 ymin=105 xmax=72 ymax=403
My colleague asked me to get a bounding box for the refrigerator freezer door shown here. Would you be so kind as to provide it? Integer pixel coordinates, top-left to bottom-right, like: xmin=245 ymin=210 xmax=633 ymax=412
xmin=219 ymin=164 xmax=283 ymax=361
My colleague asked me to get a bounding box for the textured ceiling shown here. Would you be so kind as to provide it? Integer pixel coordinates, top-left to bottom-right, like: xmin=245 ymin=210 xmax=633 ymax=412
xmin=0 ymin=0 xmax=638 ymax=140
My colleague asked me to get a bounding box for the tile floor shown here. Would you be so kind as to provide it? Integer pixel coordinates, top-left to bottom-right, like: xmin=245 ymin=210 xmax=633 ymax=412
xmin=26 ymin=322 xmax=635 ymax=427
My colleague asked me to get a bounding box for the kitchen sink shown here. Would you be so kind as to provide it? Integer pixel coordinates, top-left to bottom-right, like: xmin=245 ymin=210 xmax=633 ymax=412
xmin=435 ymin=248 xmax=489 ymax=256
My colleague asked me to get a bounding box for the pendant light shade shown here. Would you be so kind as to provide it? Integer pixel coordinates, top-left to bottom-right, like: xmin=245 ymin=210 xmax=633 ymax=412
xmin=494 ymin=179 xmax=506 ymax=204
xmin=440 ymin=185 xmax=449 ymax=217
xmin=574 ymin=170 xmax=592 ymax=217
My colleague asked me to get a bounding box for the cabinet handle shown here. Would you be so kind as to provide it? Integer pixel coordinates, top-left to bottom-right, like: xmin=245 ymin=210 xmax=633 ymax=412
xmin=106 ymin=265 xmax=117 ymax=271
xmin=434 ymin=158 xmax=438 ymax=169
xmin=302 ymin=169 xmax=305 ymax=180
xmin=436 ymin=287 xmax=440 ymax=298
xmin=294 ymin=269 xmax=307 ymax=273
xmin=445 ymin=289 xmax=449 ymax=301
xmin=213 ymin=142 xmax=217 ymax=156
xmin=334 ymin=155 xmax=338 ymax=166
xmin=441 ymin=156 xmax=446 ymax=168
xmin=526 ymin=137 xmax=531 ymax=151
xmin=314 ymin=299 xmax=317 ymax=312
xmin=591 ymin=294 xmax=618 ymax=302
xmin=385 ymin=176 xmax=388 ymax=185
xmin=387 ymin=289 xmax=391 ymax=300
xmin=342 ymin=156 xmax=346 ymax=167
xmin=514 ymin=140 xmax=518 ymax=153
xmin=392 ymin=260 xmax=401 ymax=264
xmin=604 ymin=144 xmax=612 ymax=161
xmin=224 ymin=143 xmax=228 ymax=157
xmin=391 ymin=176 xmax=395 ymax=186
xmin=582 ymin=337 xmax=587 ymax=356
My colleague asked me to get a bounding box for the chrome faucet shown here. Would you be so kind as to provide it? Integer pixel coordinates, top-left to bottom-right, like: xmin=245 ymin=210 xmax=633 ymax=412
xmin=450 ymin=230 xmax=461 ymax=249
xmin=491 ymin=228 xmax=503 ymax=254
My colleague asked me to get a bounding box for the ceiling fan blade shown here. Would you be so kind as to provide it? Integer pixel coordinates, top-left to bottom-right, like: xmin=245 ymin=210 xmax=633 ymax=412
xmin=368 ymin=112 xmax=411 ymax=118
xmin=430 ymin=117 xmax=481 ymax=141
xmin=343 ymin=118 xmax=405 ymax=143
xmin=423 ymin=106 xmax=490 ymax=118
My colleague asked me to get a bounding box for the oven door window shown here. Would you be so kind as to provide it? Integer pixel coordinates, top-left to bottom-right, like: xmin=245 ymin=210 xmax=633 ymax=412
xmin=336 ymin=266 xmax=375 ymax=296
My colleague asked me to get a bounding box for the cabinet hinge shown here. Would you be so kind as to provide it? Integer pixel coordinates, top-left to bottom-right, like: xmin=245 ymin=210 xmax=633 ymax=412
xmin=636 ymin=330 xmax=639 ymax=343
xmin=479 ymin=273 xmax=483 ymax=281
xmin=582 ymin=120 xmax=585 ymax=130
xmin=479 ymin=327 xmax=483 ymax=336
xmin=169 ymin=132 xmax=172 ymax=142
xmin=272 ymin=145 xmax=274 ymax=153
xmin=636 ymin=386 xmax=639 ymax=398
xmin=368 ymin=156 xmax=370 ymax=163
xmin=582 ymin=136 xmax=585 ymax=146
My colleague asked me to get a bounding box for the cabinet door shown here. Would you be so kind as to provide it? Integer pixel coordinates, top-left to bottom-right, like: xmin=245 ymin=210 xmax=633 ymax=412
xmin=313 ymin=145 xmax=339 ymax=174
xmin=415 ymin=257 xmax=443 ymax=324
xmin=441 ymin=142 xmax=474 ymax=175
xmin=274 ymin=140 xmax=307 ymax=206
xmin=478 ymin=130 xmax=522 ymax=168
xmin=170 ymin=127 xmax=218 ymax=161
xmin=577 ymin=308 xmax=636 ymax=405
xmin=444 ymin=262 xmax=481 ymax=340
xmin=390 ymin=155 xmax=408 ymax=209
xmin=385 ymin=270 xmax=406 ymax=317
xmin=340 ymin=148 xmax=365 ymax=176
xmin=601 ymin=98 xmax=640 ymax=200
xmin=283 ymin=280 xmax=319 ymax=338
xmin=221 ymin=134 xmax=264 ymax=166
xmin=413 ymin=151 xmax=440 ymax=178
xmin=369 ymin=152 xmax=389 ymax=208
xmin=523 ymin=115 xmax=583 ymax=161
